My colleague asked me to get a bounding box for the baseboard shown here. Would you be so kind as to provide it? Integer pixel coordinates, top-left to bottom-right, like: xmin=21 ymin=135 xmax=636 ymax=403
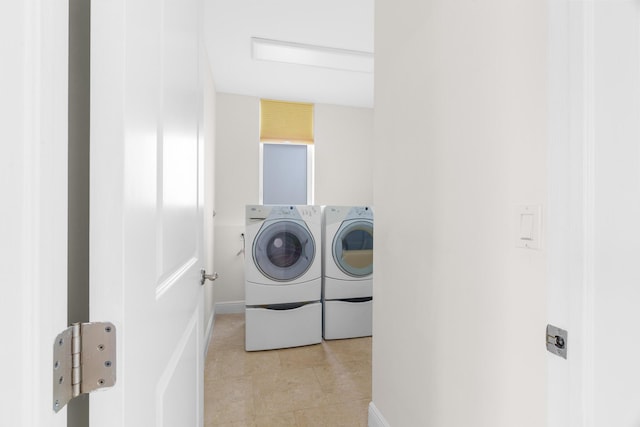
xmin=368 ymin=401 xmax=391 ymax=427
xmin=203 ymin=307 xmax=216 ymax=358
xmin=214 ymin=300 xmax=245 ymax=314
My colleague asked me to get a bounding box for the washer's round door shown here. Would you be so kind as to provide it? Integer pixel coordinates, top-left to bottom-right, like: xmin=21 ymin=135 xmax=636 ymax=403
xmin=333 ymin=220 xmax=374 ymax=277
xmin=253 ymin=220 xmax=316 ymax=282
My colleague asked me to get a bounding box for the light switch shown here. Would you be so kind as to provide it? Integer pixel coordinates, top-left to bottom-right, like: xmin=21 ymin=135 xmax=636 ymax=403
xmin=516 ymin=205 xmax=541 ymax=249
xmin=520 ymin=214 xmax=534 ymax=240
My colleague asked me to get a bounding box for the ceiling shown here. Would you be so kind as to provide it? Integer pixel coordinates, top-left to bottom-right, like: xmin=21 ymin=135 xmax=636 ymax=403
xmin=203 ymin=0 xmax=374 ymax=108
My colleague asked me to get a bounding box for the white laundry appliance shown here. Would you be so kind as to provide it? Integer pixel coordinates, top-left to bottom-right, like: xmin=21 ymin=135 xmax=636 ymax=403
xmin=322 ymin=206 xmax=373 ymax=340
xmin=244 ymin=205 xmax=322 ymax=351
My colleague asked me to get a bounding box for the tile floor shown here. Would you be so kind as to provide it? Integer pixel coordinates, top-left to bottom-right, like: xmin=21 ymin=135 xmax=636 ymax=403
xmin=204 ymin=313 xmax=371 ymax=427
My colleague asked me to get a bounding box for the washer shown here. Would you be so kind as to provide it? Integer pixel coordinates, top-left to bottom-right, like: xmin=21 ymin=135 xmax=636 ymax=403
xmin=322 ymin=206 xmax=373 ymax=340
xmin=245 ymin=205 xmax=322 ymax=351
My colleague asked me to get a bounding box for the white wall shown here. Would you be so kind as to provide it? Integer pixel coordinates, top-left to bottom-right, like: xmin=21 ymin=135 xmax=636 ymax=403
xmin=372 ymin=1 xmax=547 ymax=426
xmin=213 ymin=93 xmax=373 ymax=305
xmin=315 ymin=103 xmax=373 ymax=206
xmin=213 ymin=93 xmax=260 ymax=304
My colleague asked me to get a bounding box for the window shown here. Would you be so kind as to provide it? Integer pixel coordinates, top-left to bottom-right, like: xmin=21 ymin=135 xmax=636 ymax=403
xmin=259 ymin=99 xmax=314 ymax=205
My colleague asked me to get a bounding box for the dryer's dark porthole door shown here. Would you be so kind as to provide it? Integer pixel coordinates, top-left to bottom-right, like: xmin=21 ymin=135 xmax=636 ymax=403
xmin=253 ymin=220 xmax=315 ymax=282
xmin=333 ymin=220 xmax=374 ymax=277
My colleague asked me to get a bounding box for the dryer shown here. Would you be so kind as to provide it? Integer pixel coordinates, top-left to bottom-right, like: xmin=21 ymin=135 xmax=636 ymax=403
xmin=322 ymin=206 xmax=373 ymax=340
xmin=245 ymin=205 xmax=322 ymax=351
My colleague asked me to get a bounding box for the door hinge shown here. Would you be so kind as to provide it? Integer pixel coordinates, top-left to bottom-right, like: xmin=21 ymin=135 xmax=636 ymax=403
xmin=52 ymin=322 xmax=116 ymax=413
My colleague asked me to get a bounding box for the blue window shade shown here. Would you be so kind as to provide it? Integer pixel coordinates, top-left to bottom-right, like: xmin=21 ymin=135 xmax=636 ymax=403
xmin=263 ymin=144 xmax=307 ymax=205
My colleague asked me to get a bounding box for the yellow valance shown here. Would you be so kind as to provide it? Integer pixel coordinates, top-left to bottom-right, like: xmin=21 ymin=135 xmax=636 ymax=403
xmin=260 ymin=99 xmax=314 ymax=144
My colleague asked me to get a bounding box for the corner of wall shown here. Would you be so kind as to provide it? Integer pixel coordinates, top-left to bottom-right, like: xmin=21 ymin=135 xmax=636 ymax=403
xmin=214 ymin=301 xmax=245 ymax=314
xmin=368 ymin=401 xmax=391 ymax=427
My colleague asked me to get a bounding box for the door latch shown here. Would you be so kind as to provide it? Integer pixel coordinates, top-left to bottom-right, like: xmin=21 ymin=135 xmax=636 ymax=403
xmin=546 ymin=324 xmax=567 ymax=359
xmin=200 ymin=268 xmax=219 ymax=285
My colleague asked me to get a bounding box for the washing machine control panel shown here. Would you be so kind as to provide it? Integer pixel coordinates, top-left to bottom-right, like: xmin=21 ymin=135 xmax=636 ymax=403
xmin=269 ymin=205 xmax=303 ymax=220
xmin=346 ymin=206 xmax=373 ymax=221
xmin=298 ymin=205 xmax=319 ymax=219
xmin=247 ymin=205 xmax=268 ymax=220
xmin=247 ymin=205 xmax=320 ymax=221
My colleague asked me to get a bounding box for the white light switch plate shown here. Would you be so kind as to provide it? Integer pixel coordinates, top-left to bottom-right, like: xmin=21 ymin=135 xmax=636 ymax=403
xmin=516 ymin=205 xmax=542 ymax=249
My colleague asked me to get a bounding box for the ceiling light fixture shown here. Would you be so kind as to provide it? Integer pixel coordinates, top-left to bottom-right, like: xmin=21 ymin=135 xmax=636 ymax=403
xmin=251 ymin=37 xmax=373 ymax=74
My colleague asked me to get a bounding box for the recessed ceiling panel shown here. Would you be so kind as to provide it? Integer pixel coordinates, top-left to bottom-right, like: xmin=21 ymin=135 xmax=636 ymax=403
xmin=203 ymin=0 xmax=374 ymax=108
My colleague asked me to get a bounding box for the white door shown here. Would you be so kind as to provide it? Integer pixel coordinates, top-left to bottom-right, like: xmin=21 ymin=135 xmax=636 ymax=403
xmin=89 ymin=0 xmax=205 ymax=425
xmin=0 ymin=1 xmax=68 ymax=426
xmin=548 ymin=1 xmax=640 ymax=425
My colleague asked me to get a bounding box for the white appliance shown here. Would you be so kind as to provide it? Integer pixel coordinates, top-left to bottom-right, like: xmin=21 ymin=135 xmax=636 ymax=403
xmin=322 ymin=206 xmax=373 ymax=340
xmin=244 ymin=205 xmax=322 ymax=351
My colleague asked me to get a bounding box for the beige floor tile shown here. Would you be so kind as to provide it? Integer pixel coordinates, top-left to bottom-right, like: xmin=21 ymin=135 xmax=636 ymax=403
xmin=208 ymin=336 xmax=245 ymax=353
xmin=252 ymin=366 xmax=319 ymax=394
xmin=316 ymin=382 xmax=370 ymax=406
xmin=322 ymin=338 xmax=371 ymax=364
xmin=252 ymin=388 xmax=297 ymax=415
xmin=252 ymin=370 xmax=327 ymax=415
xmin=207 ymin=348 xmax=281 ymax=380
xmin=277 ymin=343 xmax=332 ymax=369
xmin=208 ymin=421 xmax=256 ymax=427
xmin=253 ymin=412 xmax=298 ymax=427
xmin=208 ymin=315 xmax=246 ymax=339
xmin=293 ymin=399 xmax=369 ymax=427
xmin=205 ymin=376 xmax=253 ymax=403
xmin=313 ymin=360 xmax=370 ymax=385
xmin=204 ymin=398 xmax=255 ymax=426
xmin=313 ymin=360 xmax=371 ymax=404
xmin=289 ymin=386 xmax=328 ymax=410
xmin=205 ymin=314 xmax=372 ymax=427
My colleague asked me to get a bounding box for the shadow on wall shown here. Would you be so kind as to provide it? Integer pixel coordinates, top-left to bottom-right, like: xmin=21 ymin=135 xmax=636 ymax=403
xmin=213 ymin=224 xmax=247 ymax=306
